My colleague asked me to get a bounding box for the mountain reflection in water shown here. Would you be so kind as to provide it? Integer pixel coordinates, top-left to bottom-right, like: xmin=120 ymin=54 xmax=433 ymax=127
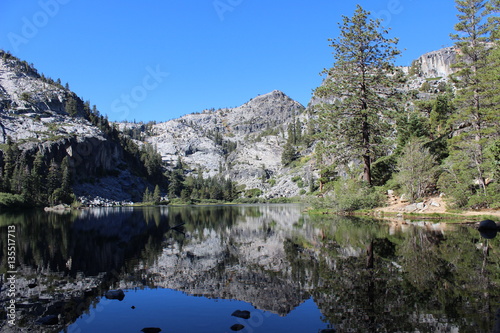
xmin=0 ymin=205 xmax=499 ymax=333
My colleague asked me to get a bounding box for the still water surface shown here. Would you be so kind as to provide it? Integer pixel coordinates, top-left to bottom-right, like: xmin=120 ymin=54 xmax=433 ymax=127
xmin=0 ymin=204 xmax=499 ymax=332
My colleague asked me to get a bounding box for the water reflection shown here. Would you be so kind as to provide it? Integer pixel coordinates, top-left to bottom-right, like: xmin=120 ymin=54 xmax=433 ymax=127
xmin=0 ymin=206 xmax=498 ymax=333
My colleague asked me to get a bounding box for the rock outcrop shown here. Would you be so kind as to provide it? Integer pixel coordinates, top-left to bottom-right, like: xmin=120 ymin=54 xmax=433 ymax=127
xmin=411 ymin=46 xmax=457 ymax=78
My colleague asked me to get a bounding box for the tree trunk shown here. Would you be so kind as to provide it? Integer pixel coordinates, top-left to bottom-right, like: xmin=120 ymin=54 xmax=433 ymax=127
xmin=363 ymin=154 xmax=372 ymax=185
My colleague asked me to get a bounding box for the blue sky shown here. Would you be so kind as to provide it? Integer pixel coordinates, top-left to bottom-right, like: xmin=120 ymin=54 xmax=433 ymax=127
xmin=0 ymin=0 xmax=458 ymax=122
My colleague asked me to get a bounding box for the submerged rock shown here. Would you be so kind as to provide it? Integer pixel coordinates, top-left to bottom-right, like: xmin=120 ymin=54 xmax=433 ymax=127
xmin=230 ymin=324 xmax=245 ymax=331
xmin=141 ymin=328 xmax=161 ymax=333
xmin=231 ymin=310 xmax=251 ymax=319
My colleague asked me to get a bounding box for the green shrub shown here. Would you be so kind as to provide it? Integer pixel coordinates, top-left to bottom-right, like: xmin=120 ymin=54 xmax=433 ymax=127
xmin=310 ymin=179 xmax=384 ymax=212
xmin=245 ymin=188 xmax=262 ymax=198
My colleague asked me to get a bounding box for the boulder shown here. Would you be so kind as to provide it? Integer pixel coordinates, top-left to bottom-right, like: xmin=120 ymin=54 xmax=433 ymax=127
xmin=416 ymin=202 xmax=426 ymax=210
xmin=105 ymin=289 xmax=125 ymax=301
xmin=479 ymin=219 xmax=497 ymax=230
xmin=403 ymin=203 xmax=417 ymax=212
xmin=400 ymin=194 xmax=409 ymax=203
xmin=478 ymin=220 xmax=498 ymax=239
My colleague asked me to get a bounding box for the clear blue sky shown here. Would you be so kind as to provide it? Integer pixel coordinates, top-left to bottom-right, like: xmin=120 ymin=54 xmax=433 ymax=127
xmin=0 ymin=0 xmax=458 ymax=122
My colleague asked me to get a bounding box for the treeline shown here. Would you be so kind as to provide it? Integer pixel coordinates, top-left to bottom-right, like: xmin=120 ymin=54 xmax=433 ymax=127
xmin=0 ymin=139 xmax=74 ymax=208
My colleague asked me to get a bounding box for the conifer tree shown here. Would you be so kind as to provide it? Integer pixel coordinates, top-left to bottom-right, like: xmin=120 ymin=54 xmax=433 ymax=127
xmin=143 ymin=187 xmax=152 ymax=202
xmin=47 ymin=159 xmax=61 ymax=204
xmin=153 ymin=185 xmax=161 ymax=204
xmin=2 ymin=137 xmax=18 ymax=191
xmin=59 ymin=156 xmax=73 ymax=204
xmin=314 ymin=5 xmax=403 ymax=185
xmin=31 ymin=151 xmax=45 ymax=204
xmin=443 ymin=0 xmax=499 ymax=202
xmin=65 ymin=96 xmax=78 ymax=116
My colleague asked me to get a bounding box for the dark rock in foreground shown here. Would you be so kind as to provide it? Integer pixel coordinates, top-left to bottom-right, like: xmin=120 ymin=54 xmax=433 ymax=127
xmin=231 ymin=309 xmax=251 ymax=319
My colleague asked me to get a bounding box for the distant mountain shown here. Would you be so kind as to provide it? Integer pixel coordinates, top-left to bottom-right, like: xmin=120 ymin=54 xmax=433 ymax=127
xmin=118 ymin=90 xmax=312 ymax=198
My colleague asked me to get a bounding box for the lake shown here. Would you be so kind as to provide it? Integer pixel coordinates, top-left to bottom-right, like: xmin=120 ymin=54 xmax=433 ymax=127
xmin=0 ymin=204 xmax=499 ymax=333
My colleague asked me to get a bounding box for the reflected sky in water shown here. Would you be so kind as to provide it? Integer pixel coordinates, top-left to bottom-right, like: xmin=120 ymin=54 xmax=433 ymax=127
xmin=69 ymin=288 xmax=327 ymax=333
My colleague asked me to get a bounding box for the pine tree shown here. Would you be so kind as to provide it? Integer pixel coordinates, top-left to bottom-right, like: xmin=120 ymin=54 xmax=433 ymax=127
xmin=2 ymin=137 xmax=18 ymax=191
xmin=31 ymin=151 xmax=45 ymax=204
xmin=281 ymin=141 xmax=297 ymax=166
xmin=143 ymin=187 xmax=152 ymax=203
xmin=153 ymin=185 xmax=161 ymax=204
xmin=47 ymin=159 xmax=61 ymax=204
xmin=59 ymin=156 xmax=73 ymax=204
xmin=314 ymin=5 xmax=403 ymax=185
xmin=65 ymin=96 xmax=78 ymax=116
xmin=443 ymin=0 xmax=499 ymax=202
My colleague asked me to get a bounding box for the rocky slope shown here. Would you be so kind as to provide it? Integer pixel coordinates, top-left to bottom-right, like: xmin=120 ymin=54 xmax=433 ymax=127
xmin=0 ymin=51 xmax=149 ymax=203
xmin=118 ymin=90 xmax=313 ymax=198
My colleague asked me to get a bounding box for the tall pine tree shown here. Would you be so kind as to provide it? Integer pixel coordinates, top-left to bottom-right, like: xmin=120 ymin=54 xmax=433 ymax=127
xmin=314 ymin=5 xmax=403 ymax=185
xmin=442 ymin=0 xmax=499 ymax=204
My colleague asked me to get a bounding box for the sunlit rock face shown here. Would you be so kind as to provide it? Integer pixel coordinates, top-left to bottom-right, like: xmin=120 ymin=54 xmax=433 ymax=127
xmin=414 ymin=46 xmax=457 ymax=78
